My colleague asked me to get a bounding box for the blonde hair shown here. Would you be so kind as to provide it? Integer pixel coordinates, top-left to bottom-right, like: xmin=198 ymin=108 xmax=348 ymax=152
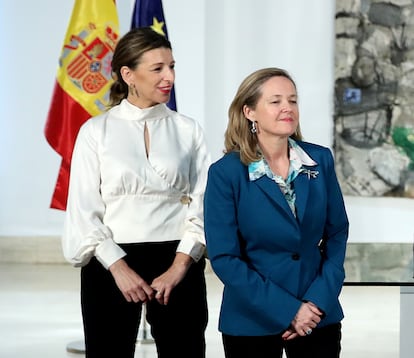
xmin=224 ymin=67 xmax=303 ymax=165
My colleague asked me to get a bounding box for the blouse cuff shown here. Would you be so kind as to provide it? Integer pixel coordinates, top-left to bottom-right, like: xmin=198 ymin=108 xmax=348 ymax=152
xmin=176 ymin=237 xmax=206 ymax=262
xmin=95 ymin=239 xmax=127 ymax=269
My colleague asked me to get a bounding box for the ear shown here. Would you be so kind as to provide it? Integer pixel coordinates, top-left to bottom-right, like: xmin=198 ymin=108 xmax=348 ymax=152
xmin=243 ymin=104 xmax=254 ymax=122
xmin=120 ymin=66 xmax=133 ymax=84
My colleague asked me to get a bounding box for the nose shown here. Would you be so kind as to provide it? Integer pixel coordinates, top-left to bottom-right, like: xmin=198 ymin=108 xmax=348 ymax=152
xmin=281 ymin=105 xmax=292 ymax=113
xmin=281 ymin=98 xmax=296 ymax=112
xmin=164 ymin=68 xmax=175 ymax=83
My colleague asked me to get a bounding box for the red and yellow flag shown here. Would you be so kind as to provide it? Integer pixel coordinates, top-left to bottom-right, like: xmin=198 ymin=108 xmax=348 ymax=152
xmin=45 ymin=0 xmax=119 ymax=210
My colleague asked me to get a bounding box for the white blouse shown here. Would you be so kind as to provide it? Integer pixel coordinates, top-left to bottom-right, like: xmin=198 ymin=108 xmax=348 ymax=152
xmin=62 ymin=99 xmax=211 ymax=269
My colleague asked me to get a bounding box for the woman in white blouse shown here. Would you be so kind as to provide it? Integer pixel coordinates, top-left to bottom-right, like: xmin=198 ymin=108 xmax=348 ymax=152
xmin=63 ymin=27 xmax=210 ymax=358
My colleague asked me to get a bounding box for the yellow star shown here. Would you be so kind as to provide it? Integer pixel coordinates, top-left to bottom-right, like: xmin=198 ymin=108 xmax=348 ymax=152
xmin=151 ymin=17 xmax=165 ymax=36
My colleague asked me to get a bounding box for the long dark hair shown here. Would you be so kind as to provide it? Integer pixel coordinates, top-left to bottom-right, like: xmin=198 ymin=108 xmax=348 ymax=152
xmin=109 ymin=27 xmax=172 ymax=107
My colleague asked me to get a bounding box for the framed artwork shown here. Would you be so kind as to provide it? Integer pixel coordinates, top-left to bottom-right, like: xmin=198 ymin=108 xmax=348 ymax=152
xmin=334 ymin=0 xmax=414 ymax=198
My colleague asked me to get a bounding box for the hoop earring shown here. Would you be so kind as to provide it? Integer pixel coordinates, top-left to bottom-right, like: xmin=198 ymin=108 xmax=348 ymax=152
xmin=250 ymin=121 xmax=257 ymax=134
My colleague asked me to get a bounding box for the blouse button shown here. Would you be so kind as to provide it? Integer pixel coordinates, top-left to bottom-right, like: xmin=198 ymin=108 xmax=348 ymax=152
xmin=291 ymin=253 xmax=300 ymax=261
xmin=180 ymin=195 xmax=192 ymax=205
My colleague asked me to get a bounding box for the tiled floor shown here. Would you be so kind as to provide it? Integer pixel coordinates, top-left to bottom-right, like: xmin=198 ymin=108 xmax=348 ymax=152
xmin=0 ymin=263 xmax=400 ymax=358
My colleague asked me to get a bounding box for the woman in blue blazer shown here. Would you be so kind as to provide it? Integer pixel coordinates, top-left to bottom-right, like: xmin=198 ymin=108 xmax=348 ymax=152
xmin=204 ymin=68 xmax=349 ymax=358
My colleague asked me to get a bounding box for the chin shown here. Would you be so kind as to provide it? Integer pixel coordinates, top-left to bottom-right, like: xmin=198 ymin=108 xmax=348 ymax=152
xmin=161 ymin=95 xmax=171 ymax=103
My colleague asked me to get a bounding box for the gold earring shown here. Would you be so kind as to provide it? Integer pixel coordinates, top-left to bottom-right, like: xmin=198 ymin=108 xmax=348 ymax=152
xmin=128 ymin=83 xmax=135 ymax=96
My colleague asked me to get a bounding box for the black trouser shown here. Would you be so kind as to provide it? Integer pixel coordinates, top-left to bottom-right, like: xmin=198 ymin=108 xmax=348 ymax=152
xmin=223 ymin=323 xmax=342 ymax=358
xmin=81 ymin=241 xmax=208 ymax=358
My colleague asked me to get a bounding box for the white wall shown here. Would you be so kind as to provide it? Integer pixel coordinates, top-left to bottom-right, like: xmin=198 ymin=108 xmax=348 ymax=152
xmin=0 ymin=0 xmax=413 ymax=243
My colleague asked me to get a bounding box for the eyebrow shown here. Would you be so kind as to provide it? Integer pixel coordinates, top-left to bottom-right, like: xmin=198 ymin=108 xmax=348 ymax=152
xmin=148 ymin=60 xmax=175 ymax=67
xmin=268 ymin=94 xmax=297 ymax=99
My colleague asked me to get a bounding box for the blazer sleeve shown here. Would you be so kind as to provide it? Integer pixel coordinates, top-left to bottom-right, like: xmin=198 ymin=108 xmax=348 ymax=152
xmin=302 ymin=148 xmax=349 ymax=314
xmin=204 ymin=158 xmax=303 ymax=334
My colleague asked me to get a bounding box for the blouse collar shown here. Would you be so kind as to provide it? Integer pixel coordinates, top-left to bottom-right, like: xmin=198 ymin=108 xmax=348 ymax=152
xmin=248 ymin=138 xmax=318 ymax=182
xmin=111 ymin=99 xmax=171 ymax=122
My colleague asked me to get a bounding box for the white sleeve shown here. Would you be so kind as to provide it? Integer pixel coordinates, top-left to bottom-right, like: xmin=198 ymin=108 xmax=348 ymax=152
xmin=176 ymin=121 xmax=211 ymax=262
xmin=62 ymin=118 xmax=126 ymax=269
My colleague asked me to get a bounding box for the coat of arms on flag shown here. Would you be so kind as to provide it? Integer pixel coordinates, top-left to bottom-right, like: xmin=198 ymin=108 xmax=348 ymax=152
xmin=58 ymin=23 xmax=118 ymax=114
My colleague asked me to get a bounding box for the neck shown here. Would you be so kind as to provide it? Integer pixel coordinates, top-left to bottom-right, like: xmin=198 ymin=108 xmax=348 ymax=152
xmin=258 ymin=137 xmax=290 ymax=179
xmin=258 ymin=136 xmax=289 ymax=162
xmin=126 ymin=96 xmax=158 ymax=109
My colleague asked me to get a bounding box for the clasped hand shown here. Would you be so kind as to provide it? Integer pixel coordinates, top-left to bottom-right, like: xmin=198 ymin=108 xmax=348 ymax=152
xmin=282 ymin=301 xmax=323 ymax=341
xmin=109 ymin=253 xmax=193 ymax=305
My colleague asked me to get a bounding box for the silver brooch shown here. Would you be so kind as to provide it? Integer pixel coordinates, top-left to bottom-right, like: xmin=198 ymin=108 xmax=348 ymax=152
xmin=301 ymin=169 xmax=319 ymax=179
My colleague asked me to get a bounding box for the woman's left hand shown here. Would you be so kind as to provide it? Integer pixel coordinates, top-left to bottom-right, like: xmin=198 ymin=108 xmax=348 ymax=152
xmin=150 ymin=252 xmax=193 ymax=305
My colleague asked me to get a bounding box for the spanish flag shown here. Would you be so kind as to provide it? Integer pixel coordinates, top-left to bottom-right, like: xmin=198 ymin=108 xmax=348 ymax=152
xmin=45 ymin=0 xmax=119 ymax=210
xmin=131 ymin=0 xmax=177 ymax=111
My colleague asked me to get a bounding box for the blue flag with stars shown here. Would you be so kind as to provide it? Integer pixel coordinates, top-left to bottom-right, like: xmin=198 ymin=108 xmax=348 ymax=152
xmin=131 ymin=0 xmax=177 ymax=111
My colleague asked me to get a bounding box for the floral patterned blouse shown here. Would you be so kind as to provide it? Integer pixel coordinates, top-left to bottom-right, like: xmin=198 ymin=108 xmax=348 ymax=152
xmin=248 ymin=138 xmax=319 ymax=217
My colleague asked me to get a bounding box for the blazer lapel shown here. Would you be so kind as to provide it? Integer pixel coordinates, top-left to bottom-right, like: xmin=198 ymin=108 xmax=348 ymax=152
xmin=254 ymin=172 xmax=311 ymax=225
xmin=294 ymin=173 xmax=310 ymax=223
xmin=254 ymin=176 xmax=295 ymax=222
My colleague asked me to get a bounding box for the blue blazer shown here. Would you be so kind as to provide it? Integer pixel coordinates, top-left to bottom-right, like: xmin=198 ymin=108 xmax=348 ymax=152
xmin=204 ymin=141 xmax=349 ymax=336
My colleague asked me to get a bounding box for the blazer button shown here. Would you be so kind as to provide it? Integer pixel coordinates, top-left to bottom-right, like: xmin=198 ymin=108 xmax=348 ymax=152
xmin=291 ymin=253 xmax=300 ymax=261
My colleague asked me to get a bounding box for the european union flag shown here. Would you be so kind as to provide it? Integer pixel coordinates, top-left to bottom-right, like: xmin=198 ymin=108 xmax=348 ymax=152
xmin=131 ymin=0 xmax=177 ymax=111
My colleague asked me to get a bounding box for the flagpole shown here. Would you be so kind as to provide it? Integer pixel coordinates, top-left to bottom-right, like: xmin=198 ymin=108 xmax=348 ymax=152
xmin=137 ymin=303 xmax=155 ymax=345
xmin=66 ymin=340 xmax=85 ymax=354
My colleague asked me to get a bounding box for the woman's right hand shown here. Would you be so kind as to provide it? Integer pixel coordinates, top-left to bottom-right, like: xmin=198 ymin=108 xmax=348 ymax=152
xmin=109 ymin=258 xmax=154 ymax=303
xmin=289 ymin=301 xmax=323 ymax=337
